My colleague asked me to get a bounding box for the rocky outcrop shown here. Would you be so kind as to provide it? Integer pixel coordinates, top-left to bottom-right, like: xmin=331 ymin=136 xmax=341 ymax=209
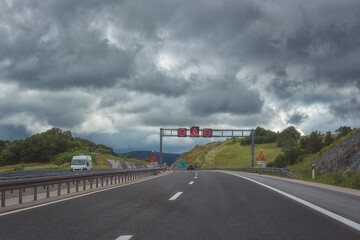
xmin=105 ymin=159 xmax=148 ymax=169
xmin=314 ymin=131 xmax=360 ymax=172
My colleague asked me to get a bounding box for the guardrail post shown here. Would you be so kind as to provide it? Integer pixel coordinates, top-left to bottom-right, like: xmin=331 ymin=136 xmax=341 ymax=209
xmin=58 ymin=184 xmax=61 ymax=196
xmin=34 ymin=186 xmax=37 ymax=200
xmin=83 ymin=180 xmax=86 ymax=190
xmin=76 ymin=181 xmax=79 ymax=192
xmin=47 ymin=185 xmax=50 ymax=198
xmin=101 ymin=178 xmax=104 ymax=187
xmin=1 ymin=191 xmax=5 ymax=207
xmin=96 ymin=178 xmax=98 ymax=188
xmin=19 ymin=188 xmax=23 ymax=204
xmin=90 ymin=179 xmax=93 ymax=189
xmin=67 ymin=182 xmax=70 ymax=193
xmin=111 ymin=177 xmax=113 ymax=185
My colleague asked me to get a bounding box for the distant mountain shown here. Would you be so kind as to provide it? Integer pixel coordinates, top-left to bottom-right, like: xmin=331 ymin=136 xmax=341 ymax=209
xmin=122 ymin=151 xmax=181 ymax=166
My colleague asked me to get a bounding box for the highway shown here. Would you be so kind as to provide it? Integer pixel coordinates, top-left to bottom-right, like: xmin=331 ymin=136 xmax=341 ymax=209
xmin=0 ymin=170 xmax=359 ymax=240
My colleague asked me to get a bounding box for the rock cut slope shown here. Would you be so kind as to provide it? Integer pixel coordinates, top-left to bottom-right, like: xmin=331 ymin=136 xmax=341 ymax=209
xmin=315 ymin=130 xmax=360 ymax=172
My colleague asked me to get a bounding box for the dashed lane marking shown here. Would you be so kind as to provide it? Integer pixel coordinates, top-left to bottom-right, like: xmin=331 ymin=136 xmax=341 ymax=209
xmin=189 ymin=181 xmax=194 ymax=185
xmin=116 ymin=235 xmax=133 ymax=240
xmin=169 ymin=192 xmax=183 ymax=201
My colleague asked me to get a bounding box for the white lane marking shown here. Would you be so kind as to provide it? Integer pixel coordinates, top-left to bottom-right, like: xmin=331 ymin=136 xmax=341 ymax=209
xmin=194 ymin=177 xmax=198 ymax=179
xmin=0 ymin=173 xmax=171 ymax=217
xmin=189 ymin=181 xmax=194 ymax=185
xmin=222 ymin=171 xmax=360 ymax=232
xmin=169 ymin=192 xmax=183 ymax=201
xmin=116 ymin=235 xmax=133 ymax=240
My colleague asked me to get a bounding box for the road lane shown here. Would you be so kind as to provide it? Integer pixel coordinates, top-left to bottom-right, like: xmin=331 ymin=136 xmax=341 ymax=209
xmin=0 ymin=170 xmax=359 ymax=240
xmin=220 ymin=171 xmax=360 ymax=223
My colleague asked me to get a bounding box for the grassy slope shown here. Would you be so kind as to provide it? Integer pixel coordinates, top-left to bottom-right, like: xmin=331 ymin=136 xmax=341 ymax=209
xmin=178 ymin=139 xmax=282 ymax=168
xmin=177 ymin=133 xmax=360 ymax=189
xmin=0 ymin=153 xmax=148 ymax=172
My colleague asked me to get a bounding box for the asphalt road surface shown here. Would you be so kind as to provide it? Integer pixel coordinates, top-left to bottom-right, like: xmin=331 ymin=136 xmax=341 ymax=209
xmin=0 ymin=170 xmax=359 ymax=240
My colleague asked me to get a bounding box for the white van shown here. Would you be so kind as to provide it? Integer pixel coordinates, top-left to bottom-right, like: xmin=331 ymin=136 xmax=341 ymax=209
xmin=71 ymin=155 xmax=92 ymax=171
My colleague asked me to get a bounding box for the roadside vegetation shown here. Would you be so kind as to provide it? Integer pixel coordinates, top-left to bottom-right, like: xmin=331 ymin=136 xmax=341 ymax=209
xmin=0 ymin=128 xmax=148 ymax=171
xmin=177 ymin=126 xmax=360 ymax=189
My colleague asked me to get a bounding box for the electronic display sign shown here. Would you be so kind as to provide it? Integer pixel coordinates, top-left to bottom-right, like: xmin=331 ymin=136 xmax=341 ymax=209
xmin=203 ymin=128 xmax=212 ymax=137
xmin=190 ymin=126 xmax=199 ymax=137
xmin=177 ymin=128 xmax=187 ymax=137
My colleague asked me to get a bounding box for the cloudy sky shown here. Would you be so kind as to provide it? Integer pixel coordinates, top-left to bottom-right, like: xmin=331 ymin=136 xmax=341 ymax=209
xmin=0 ymin=0 xmax=359 ymax=153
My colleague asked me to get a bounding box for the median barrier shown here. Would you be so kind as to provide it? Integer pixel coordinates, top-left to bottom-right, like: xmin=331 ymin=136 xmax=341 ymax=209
xmin=0 ymin=168 xmax=165 ymax=208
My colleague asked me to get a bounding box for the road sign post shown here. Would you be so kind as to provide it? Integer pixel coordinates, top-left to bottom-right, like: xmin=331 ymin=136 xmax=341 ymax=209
xmin=312 ymin=164 xmax=315 ymax=179
xmin=160 ymin=128 xmax=163 ymax=166
xmin=257 ymin=149 xmax=266 ymax=168
xmin=251 ymin=129 xmax=255 ymax=168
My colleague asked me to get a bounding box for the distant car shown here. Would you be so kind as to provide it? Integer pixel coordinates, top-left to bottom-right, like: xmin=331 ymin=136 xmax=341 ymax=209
xmin=187 ymin=164 xmax=195 ymax=170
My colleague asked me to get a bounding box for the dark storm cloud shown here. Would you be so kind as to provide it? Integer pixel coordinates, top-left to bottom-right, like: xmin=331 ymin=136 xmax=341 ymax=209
xmin=0 ymin=0 xmax=134 ymax=90
xmin=0 ymin=124 xmax=30 ymax=141
xmin=186 ymin=77 xmax=263 ymax=116
xmin=0 ymin=89 xmax=95 ymax=129
xmin=1 ymin=0 xmax=360 ymax=150
xmin=330 ymin=97 xmax=360 ymax=118
xmin=267 ymin=69 xmax=302 ymax=99
xmin=119 ymin=69 xmax=192 ymax=97
xmin=287 ymin=112 xmax=309 ymax=125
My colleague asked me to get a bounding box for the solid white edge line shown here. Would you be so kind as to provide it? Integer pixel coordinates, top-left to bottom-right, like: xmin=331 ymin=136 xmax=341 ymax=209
xmin=0 ymin=173 xmax=171 ymax=217
xmin=169 ymin=192 xmax=183 ymax=201
xmin=116 ymin=235 xmax=133 ymax=240
xmin=189 ymin=181 xmax=194 ymax=185
xmin=222 ymin=171 xmax=360 ymax=232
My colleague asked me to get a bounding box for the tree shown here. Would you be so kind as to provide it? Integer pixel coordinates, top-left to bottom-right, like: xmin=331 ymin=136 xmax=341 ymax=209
xmin=255 ymin=127 xmax=278 ymax=144
xmin=306 ymin=131 xmax=323 ymax=154
xmin=277 ymin=126 xmax=301 ymax=148
xmin=0 ymin=140 xmax=7 ymax=153
xmin=335 ymin=126 xmax=352 ymax=138
xmin=300 ymin=136 xmax=309 ymax=149
xmin=323 ymin=131 xmax=334 ymax=146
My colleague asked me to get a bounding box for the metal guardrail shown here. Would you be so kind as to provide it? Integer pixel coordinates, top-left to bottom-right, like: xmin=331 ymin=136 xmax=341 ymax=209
xmin=196 ymin=167 xmax=299 ymax=179
xmin=0 ymin=168 xmax=165 ymax=208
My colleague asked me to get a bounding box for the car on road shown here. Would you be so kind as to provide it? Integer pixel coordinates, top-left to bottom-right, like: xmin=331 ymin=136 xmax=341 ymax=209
xmin=187 ymin=164 xmax=195 ymax=170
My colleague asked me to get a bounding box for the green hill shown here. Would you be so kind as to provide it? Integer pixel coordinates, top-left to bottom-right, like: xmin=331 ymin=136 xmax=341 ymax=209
xmin=176 ymin=128 xmax=360 ymax=189
xmin=177 ymin=138 xmax=282 ymax=168
xmin=0 ymin=128 xmax=148 ymax=171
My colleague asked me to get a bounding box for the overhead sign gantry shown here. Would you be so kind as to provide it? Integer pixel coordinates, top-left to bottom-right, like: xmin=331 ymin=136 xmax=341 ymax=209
xmin=159 ymin=127 xmax=256 ymax=167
